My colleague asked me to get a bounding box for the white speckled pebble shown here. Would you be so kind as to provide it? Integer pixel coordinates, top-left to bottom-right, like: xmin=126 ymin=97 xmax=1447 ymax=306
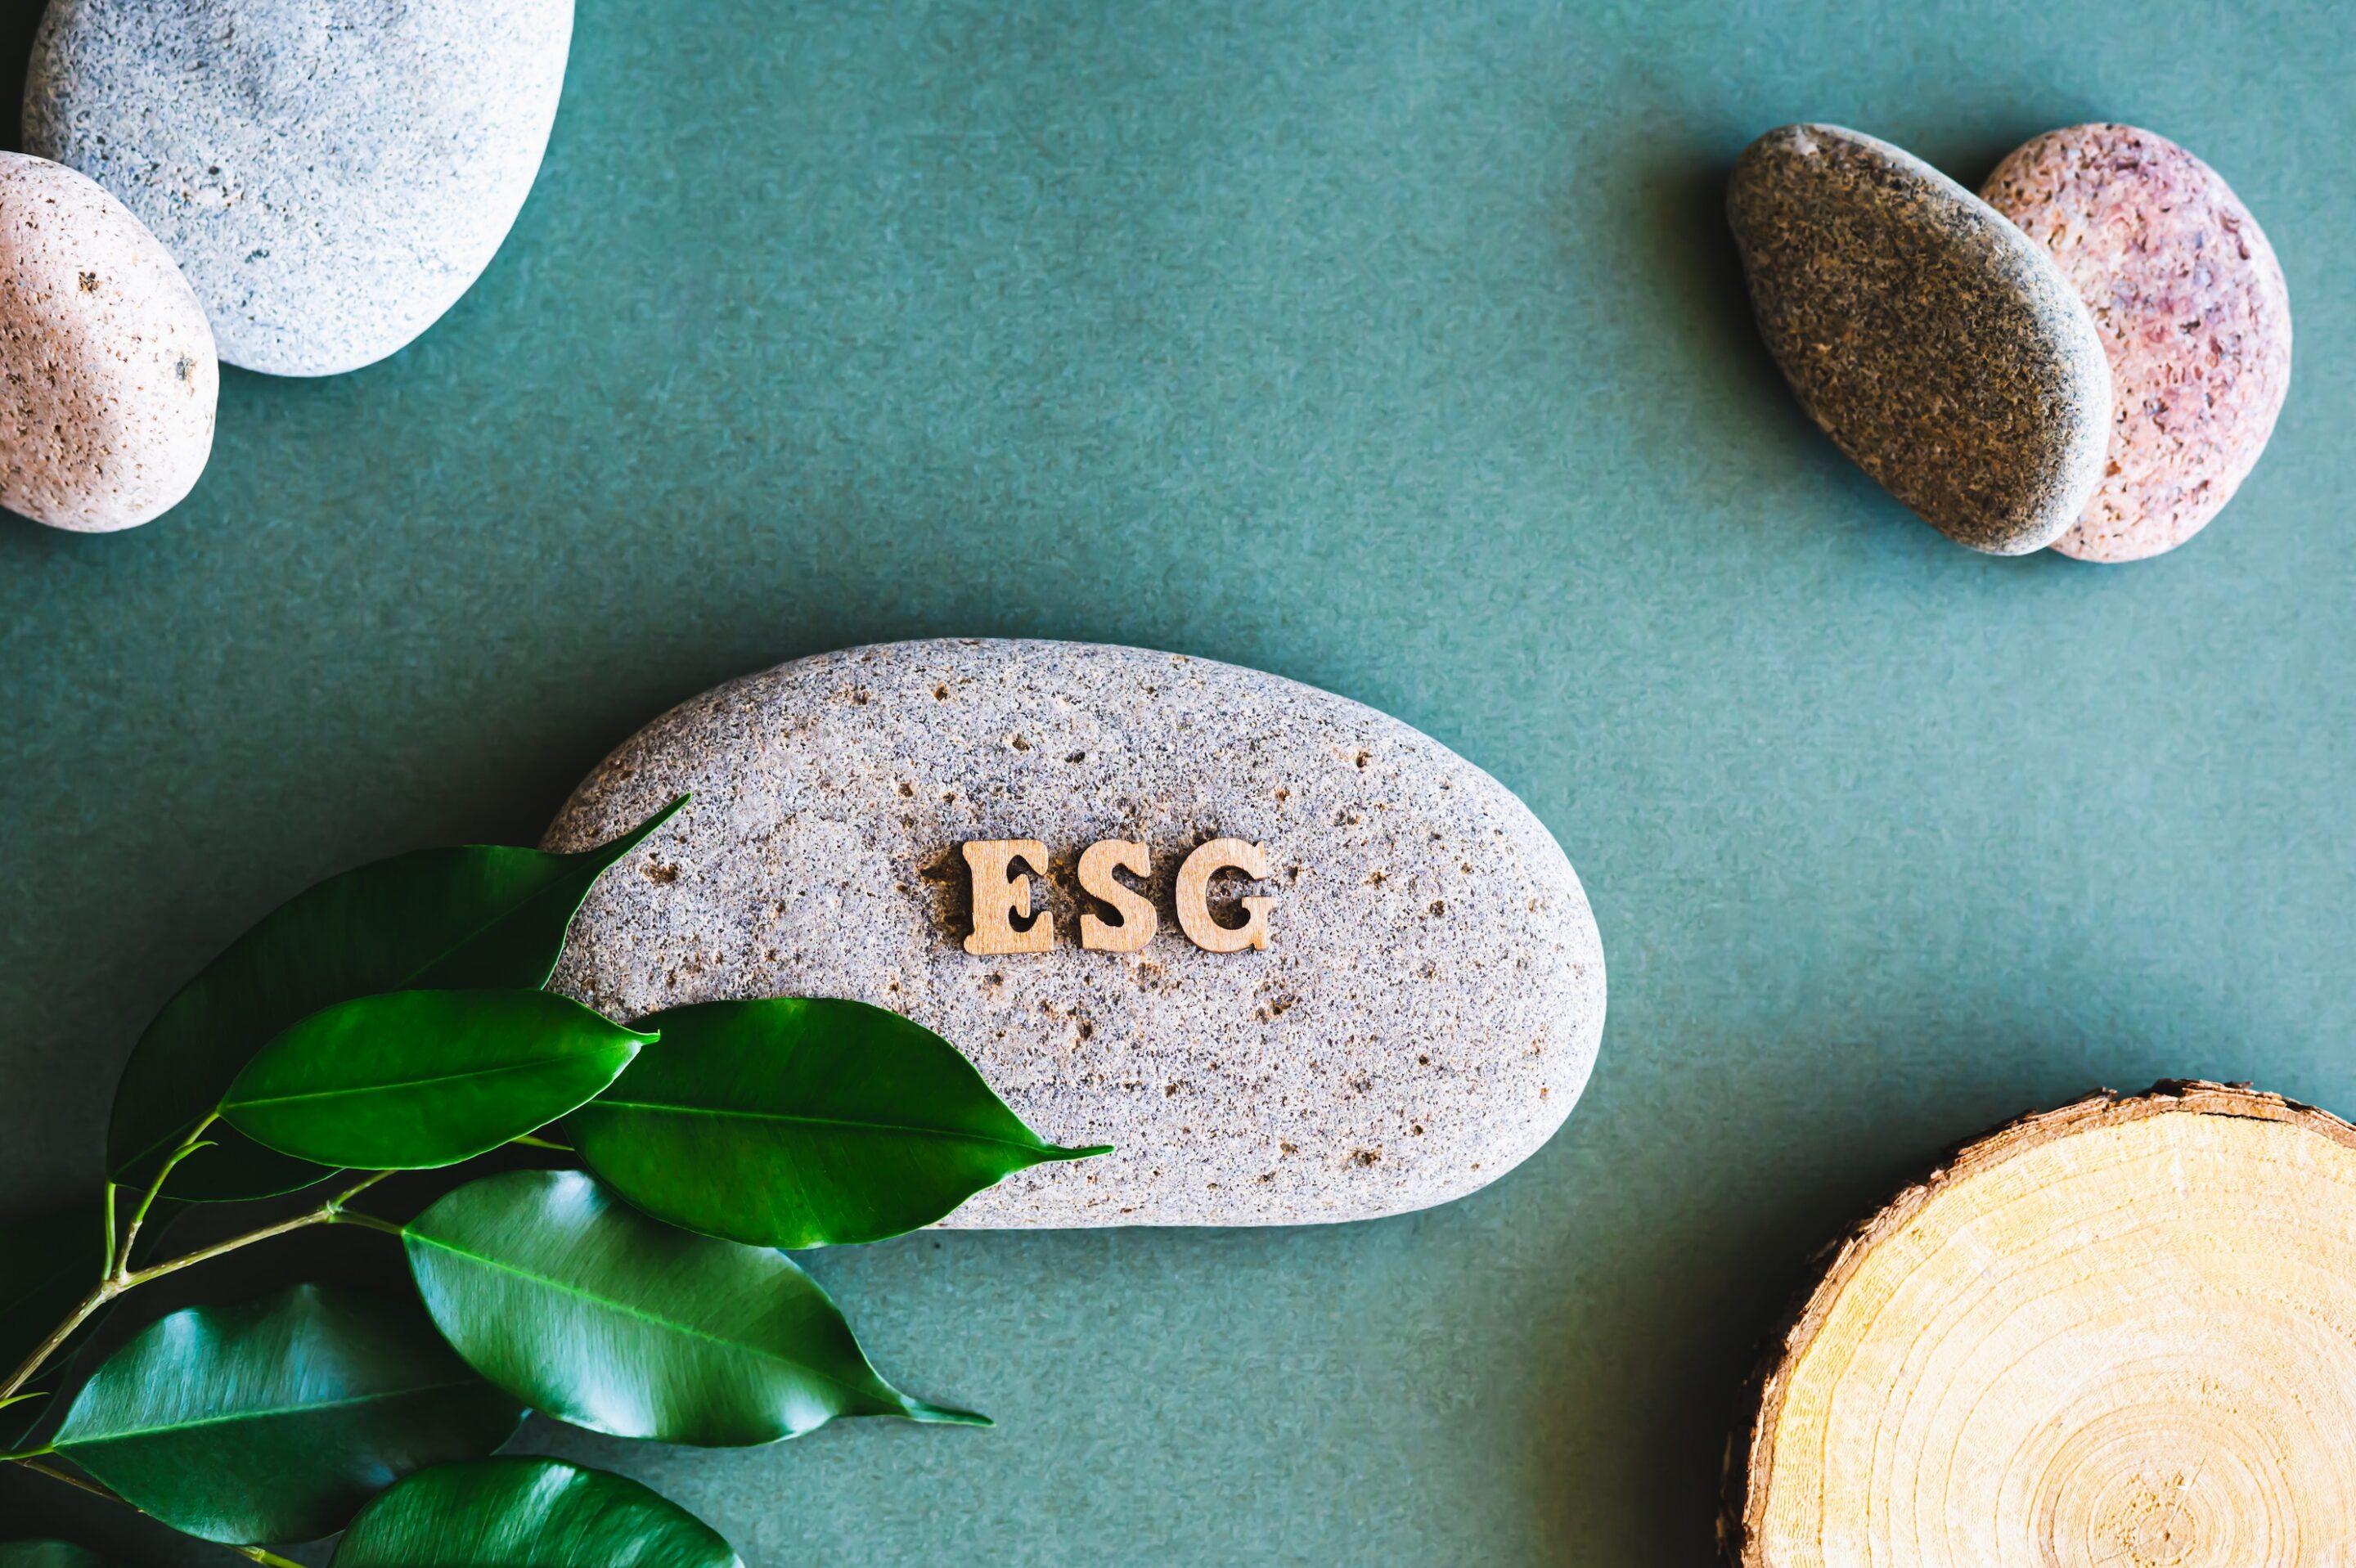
xmin=544 ymin=640 xmax=1608 ymax=1228
xmin=25 ymin=0 xmax=573 ymax=378
xmin=0 ymin=152 xmax=216 ymax=532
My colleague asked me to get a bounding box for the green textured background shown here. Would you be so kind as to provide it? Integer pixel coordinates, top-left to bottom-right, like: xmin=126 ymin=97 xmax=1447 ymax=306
xmin=3 ymin=1 xmax=2351 ymax=1562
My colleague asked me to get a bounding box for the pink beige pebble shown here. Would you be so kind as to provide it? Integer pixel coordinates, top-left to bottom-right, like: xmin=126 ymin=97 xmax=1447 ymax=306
xmin=1984 ymin=124 xmax=2291 ymax=563
xmin=0 ymin=151 xmax=217 ymax=532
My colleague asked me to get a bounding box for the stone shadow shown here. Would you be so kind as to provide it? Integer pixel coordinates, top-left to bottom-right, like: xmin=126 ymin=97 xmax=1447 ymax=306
xmin=0 ymin=0 xmax=44 ymax=151
xmin=1517 ymin=966 xmax=2277 ymax=1566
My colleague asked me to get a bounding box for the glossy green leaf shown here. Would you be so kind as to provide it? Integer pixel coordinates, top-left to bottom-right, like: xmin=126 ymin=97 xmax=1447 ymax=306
xmin=0 ymin=1544 xmax=118 ymax=1568
xmin=52 ymin=1283 xmax=520 ymax=1545
xmin=220 ymin=991 xmax=653 ymax=1171
xmin=572 ymin=997 xmax=1110 ymax=1247
xmin=405 ymin=1170 xmax=988 ymax=1445
xmin=108 ymin=798 xmax=685 ymax=1201
xmin=332 ymin=1458 xmax=741 ymax=1568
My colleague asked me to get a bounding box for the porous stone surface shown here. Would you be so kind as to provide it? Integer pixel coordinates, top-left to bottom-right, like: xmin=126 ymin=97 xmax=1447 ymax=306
xmin=1728 ymin=123 xmax=2112 ymax=555
xmin=0 ymin=152 xmax=217 ymax=532
xmin=544 ymin=640 xmax=1607 ymax=1229
xmin=25 ymin=0 xmax=573 ymax=378
xmin=1984 ymin=124 xmax=2293 ymax=563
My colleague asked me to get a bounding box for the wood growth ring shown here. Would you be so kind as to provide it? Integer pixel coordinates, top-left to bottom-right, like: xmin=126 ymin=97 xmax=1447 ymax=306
xmin=1727 ymin=1081 xmax=2356 ymax=1568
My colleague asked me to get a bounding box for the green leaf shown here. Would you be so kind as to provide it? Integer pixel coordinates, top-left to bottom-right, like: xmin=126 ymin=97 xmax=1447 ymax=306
xmin=0 ymin=1545 xmax=118 ymax=1568
xmin=51 ymin=1283 xmax=520 ymax=1546
xmin=108 ymin=798 xmax=686 ymax=1202
xmin=219 ymin=991 xmax=653 ymax=1171
xmin=572 ymin=997 xmax=1110 ymax=1247
xmin=331 ymin=1458 xmax=741 ymax=1568
xmin=404 ymin=1170 xmax=988 ymax=1446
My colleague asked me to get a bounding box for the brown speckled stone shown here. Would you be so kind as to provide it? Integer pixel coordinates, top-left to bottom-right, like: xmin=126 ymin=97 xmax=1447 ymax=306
xmin=1729 ymin=124 xmax=2111 ymax=555
xmin=542 ymin=640 xmax=1607 ymax=1229
xmin=1984 ymin=124 xmax=2292 ymax=563
xmin=0 ymin=151 xmax=217 ymax=532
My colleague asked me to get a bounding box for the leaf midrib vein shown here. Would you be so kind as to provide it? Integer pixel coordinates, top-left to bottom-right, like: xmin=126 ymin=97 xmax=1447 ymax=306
xmin=228 ymin=1052 xmax=627 ymax=1111
xmin=61 ymin=1378 xmax=483 ymax=1449
xmin=587 ymin=1101 xmax=1048 ymax=1155
xmin=407 ymin=1237 xmax=884 ymax=1408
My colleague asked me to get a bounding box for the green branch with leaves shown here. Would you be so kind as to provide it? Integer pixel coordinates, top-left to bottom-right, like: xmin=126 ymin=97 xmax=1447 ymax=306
xmin=0 ymin=797 xmax=1108 ymax=1565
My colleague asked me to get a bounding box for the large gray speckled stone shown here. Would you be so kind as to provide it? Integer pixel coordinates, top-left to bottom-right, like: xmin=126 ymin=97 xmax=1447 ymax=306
xmin=24 ymin=0 xmax=573 ymax=378
xmin=1728 ymin=123 xmax=2112 ymax=555
xmin=543 ymin=640 xmax=1607 ymax=1229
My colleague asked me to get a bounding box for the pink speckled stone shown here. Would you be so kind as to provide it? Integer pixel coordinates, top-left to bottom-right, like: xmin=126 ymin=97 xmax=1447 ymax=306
xmin=1984 ymin=124 xmax=2292 ymax=562
xmin=0 ymin=151 xmax=217 ymax=532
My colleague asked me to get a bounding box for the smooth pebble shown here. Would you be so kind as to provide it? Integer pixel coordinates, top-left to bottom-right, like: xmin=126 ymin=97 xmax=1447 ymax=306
xmin=0 ymin=152 xmax=216 ymax=532
xmin=1984 ymin=124 xmax=2293 ymax=563
xmin=542 ymin=640 xmax=1607 ymax=1229
xmin=25 ymin=0 xmax=573 ymax=377
xmin=1728 ymin=123 xmax=2113 ymax=555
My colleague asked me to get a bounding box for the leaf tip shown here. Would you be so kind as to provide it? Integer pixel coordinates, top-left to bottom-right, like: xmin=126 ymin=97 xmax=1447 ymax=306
xmin=593 ymin=793 xmax=693 ymax=865
xmin=905 ymin=1400 xmax=993 ymax=1428
xmin=1048 ymin=1143 xmax=1115 ymax=1162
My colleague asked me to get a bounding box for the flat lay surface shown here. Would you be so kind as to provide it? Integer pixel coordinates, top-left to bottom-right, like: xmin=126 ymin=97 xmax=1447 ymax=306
xmin=1 ymin=0 xmax=2350 ymax=1561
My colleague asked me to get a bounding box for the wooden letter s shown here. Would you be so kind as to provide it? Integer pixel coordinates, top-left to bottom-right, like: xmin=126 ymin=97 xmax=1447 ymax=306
xmin=1077 ymin=839 xmax=1157 ymax=952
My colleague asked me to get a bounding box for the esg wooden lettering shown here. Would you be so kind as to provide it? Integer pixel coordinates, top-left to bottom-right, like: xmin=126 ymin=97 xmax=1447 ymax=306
xmin=961 ymin=838 xmax=1273 ymax=955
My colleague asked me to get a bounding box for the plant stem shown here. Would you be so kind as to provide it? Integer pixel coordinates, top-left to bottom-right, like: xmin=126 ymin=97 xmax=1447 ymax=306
xmin=0 ymin=1170 xmax=398 ymax=1403
xmin=100 ymin=1180 xmax=116 ymax=1277
xmin=329 ymin=1169 xmax=397 ymax=1209
xmin=512 ymin=1132 xmax=573 ymax=1151
xmin=119 ymin=1170 xmax=397 ymax=1289
xmin=16 ymin=1434 xmax=317 ymax=1568
xmin=332 ymin=1209 xmax=407 ymax=1239
xmin=14 ymin=1453 xmax=307 ymax=1566
xmin=15 ymin=1442 xmax=306 ymax=1566
xmin=116 ymin=1116 xmax=216 ymax=1275
xmin=12 ymin=1454 xmax=185 ymax=1551
xmin=16 ymin=1456 xmax=119 ymax=1505
xmin=116 ymin=1211 xmax=333 ymax=1289
xmin=0 ymin=1284 xmax=116 ymax=1405
xmin=0 ymin=1442 xmax=53 ymax=1462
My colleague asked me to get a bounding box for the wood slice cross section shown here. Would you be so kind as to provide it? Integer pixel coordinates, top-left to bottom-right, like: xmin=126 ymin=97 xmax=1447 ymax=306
xmin=1726 ymin=1081 xmax=2356 ymax=1567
